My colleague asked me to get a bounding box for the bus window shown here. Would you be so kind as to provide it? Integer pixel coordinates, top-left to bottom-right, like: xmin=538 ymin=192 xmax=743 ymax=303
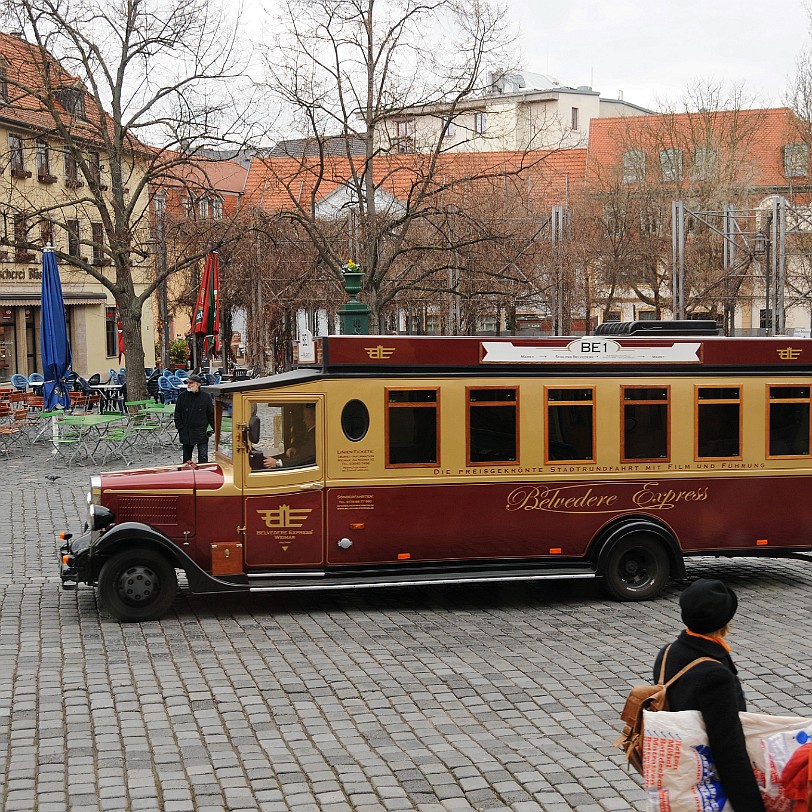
xmin=768 ymin=385 xmax=811 ymax=457
xmin=215 ymin=395 xmax=233 ymax=458
xmin=386 ymin=388 xmax=438 ymax=467
xmin=467 ymin=387 xmax=517 ymax=465
xmin=341 ymin=399 xmax=370 ymax=442
xmin=622 ymin=387 xmax=669 ymax=461
xmin=248 ymin=401 xmax=318 ymax=470
xmin=696 ymin=387 xmax=740 ymax=459
xmin=545 ymin=387 xmax=594 ymax=462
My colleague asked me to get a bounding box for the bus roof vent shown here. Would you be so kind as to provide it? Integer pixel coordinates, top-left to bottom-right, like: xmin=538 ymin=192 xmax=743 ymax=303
xmin=594 ymin=320 xmax=720 ymax=336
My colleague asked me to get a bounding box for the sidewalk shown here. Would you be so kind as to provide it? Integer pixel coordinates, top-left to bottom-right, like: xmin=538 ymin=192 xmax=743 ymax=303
xmin=1 ymin=442 xmax=811 ymax=810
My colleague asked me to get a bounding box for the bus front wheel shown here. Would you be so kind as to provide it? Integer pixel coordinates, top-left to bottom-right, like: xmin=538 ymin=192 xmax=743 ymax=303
xmin=602 ymin=535 xmax=669 ymax=601
xmin=97 ymin=547 xmax=178 ymax=622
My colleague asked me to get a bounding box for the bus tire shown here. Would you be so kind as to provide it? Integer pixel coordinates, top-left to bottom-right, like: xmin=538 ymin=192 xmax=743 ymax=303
xmin=601 ymin=534 xmax=669 ymax=601
xmin=97 ymin=547 xmax=178 ymax=622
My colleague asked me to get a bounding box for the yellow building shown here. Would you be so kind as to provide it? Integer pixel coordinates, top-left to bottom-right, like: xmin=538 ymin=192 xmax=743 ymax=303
xmin=0 ymin=31 xmax=154 ymax=383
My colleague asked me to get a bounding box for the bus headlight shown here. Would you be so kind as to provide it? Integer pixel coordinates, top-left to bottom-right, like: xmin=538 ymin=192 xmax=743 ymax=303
xmin=88 ymin=503 xmax=115 ymax=531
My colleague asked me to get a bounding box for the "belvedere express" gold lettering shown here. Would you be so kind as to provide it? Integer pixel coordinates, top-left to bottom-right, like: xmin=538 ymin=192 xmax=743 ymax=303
xmin=505 ymin=482 xmax=709 ymax=514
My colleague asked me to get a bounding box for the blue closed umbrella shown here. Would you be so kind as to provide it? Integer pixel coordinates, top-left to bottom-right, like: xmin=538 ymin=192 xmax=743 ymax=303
xmin=40 ymin=247 xmax=72 ymax=411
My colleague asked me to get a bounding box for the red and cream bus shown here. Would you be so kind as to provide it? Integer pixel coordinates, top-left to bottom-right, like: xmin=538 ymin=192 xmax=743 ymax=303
xmin=60 ymin=323 xmax=812 ymax=621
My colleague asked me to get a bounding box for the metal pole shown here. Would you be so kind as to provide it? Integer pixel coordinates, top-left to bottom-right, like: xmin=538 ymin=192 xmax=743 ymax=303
xmin=671 ymin=200 xmax=685 ymax=319
xmin=777 ymin=196 xmax=787 ymax=334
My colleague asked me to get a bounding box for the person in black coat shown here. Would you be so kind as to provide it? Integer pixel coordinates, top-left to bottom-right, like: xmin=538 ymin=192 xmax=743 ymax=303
xmin=653 ymin=579 xmax=765 ymax=812
xmin=173 ymin=374 xmax=214 ymax=464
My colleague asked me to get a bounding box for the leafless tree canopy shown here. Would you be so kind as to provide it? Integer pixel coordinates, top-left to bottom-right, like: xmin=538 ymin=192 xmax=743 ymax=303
xmin=0 ymin=0 xmax=254 ymax=395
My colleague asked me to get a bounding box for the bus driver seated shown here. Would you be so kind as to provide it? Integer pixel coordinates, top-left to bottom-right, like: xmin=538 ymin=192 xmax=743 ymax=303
xmin=249 ymin=402 xmax=316 ymax=470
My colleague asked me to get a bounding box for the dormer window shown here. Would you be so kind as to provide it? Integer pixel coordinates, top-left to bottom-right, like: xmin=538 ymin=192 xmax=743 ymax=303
xmin=783 ymin=143 xmax=808 ymax=178
xmin=0 ymin=58 xmax=8 ymax=103
xmin=623 ymin=149 xmax=646 ymax=183
xmin=55 ymin=86 xmax=86 ymax=120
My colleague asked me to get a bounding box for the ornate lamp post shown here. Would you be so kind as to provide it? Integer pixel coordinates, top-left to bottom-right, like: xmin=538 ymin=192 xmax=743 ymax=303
xmin=338 ymin=260 xmax=370 ymax=335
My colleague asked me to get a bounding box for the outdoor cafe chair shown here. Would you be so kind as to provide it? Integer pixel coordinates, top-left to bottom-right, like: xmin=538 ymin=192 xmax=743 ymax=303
xmin=175 ymin=369 xmax=188 ymax=379
xmin=157 ymin=376 xmax=176 ymax=404
xmin=10 ymin=373 xmax=28 ymax=392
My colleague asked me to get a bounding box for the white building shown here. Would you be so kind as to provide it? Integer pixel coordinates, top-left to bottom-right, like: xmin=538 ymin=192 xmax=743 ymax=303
xmin=378 ymin=71 xmax=651 ymax=155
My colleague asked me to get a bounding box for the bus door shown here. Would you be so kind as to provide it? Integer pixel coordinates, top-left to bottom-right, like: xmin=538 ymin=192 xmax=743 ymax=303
xmin=242 ymin=397 xmax=325 ymax=568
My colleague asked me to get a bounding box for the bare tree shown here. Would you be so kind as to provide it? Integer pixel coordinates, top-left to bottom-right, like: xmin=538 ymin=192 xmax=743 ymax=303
xmin=255 ymin=0 xmax=536 ymax=328
xmin=0 ymin=0 xmax=254 ymax=397
xmin=582 ymin=84 xmax=765 ymax=328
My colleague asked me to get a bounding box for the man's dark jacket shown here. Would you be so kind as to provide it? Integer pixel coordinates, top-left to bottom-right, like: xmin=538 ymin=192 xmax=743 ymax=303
xmin=174 ymin=389 xmax=214 ymax=445
xmin=653 ymin=630 xmax=765 ymax=812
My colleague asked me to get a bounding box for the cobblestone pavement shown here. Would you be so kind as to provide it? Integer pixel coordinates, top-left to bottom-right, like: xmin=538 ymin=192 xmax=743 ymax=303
xmin=2 ymin=441 xmax=812 ymax=811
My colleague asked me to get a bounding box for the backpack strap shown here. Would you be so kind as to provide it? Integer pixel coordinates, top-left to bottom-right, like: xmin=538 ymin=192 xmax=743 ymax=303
xmin=657 ymin=644 xmax=671 ymax=685
xmin=663 ymin=655 xmax=717 ymax=689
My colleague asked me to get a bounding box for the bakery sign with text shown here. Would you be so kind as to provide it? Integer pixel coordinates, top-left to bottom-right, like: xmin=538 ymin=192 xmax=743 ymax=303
xmin=481 ymin=339 xmax=702 ymax=364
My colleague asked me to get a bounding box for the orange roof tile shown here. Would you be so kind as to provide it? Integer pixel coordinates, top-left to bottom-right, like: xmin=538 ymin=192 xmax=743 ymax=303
xmin=243 ymin=149 xmax=588 ymax=213
xmin=586 ymin=107 xmax=802 ymax=190
xmin=0 ymin=31 xmax=119 ymax=146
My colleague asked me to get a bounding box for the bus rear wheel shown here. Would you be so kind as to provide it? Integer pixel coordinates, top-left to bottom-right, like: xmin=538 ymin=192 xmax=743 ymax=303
xmin=97 ymin=547 xmax=178 ymax=622
xmin=602 ymin=535 xmax=669 ymax=601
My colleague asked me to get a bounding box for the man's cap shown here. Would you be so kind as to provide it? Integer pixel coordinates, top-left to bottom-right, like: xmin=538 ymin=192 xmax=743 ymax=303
xmin=679 ymin=578 xmax=738 ymax=633
xmin=187 ymin=373 xmax=203 ymax=384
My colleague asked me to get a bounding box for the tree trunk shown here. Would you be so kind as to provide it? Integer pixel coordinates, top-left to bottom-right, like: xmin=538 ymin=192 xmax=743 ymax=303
xmin=119 ymin=300 xmax=147 ymax=402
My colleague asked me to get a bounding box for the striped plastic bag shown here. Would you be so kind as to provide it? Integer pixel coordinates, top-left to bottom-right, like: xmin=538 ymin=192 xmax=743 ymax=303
xmin=642 ymin=709 xmax=812 ymax=812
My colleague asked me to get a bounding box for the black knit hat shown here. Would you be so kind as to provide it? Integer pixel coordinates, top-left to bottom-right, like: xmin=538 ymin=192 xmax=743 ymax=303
xmin=680 ymin=579 xmax=738 ymax=633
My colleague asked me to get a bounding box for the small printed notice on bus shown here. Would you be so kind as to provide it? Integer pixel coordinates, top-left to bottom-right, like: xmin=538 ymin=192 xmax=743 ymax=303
xmin=480 ymin=340 xmax=702 ymax=364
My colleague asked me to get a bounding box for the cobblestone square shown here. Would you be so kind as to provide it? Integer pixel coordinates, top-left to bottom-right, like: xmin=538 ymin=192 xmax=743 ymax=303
xmin=2 ymin=443 xmax=811 ymax=810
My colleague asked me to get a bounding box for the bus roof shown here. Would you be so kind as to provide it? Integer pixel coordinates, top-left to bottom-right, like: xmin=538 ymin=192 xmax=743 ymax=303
xmin=208 ymin=334 xmax=812 ymax=395
xmin=311 ymin=334 xmax=812 ymax=372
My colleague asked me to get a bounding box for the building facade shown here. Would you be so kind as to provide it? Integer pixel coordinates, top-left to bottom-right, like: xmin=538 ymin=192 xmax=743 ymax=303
xmin=0 ymin=31 xmax=154 ymax=382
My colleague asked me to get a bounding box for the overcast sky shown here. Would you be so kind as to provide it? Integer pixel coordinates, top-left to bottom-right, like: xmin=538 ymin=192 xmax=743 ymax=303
xmin=509 ymin=0 xmax=810 ymax=110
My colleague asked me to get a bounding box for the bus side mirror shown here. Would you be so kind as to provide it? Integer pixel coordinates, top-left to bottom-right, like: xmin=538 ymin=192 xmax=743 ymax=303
xmin=248 ymin=414 xmax=260 ymax=444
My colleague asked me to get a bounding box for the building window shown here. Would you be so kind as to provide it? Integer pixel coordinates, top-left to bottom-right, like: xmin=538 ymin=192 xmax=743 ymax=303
xmin=467 ymin=387 xmax=517 ymax=465
xmin=211 ymin=197 xmax=223 ymax=219
xmin=91 ymin=222 xmax=106 ymax=264
xmin=9 ymin=134 xmax=28 ymax=179
xmin=476 ymin=315 xmax=498 ymax=334
xmin=0 ymin=59 xmax=8 ymax=103
xmin=768 ymin=385 xmax=811 ymax=457
xmin=40 ymin=219 xmax=54 ymax=248
xmin=474 ymin=111 xmax=487 ymax=135
xmin=637 ymin=310 xmax=656 ymax=320
xmin=197 ymin=198 xmax=210 ymax=219
xmin=622 ymin=149 xmax=646 ymax=183
xmin=696 ymin=387 xmax=740 ymax=459
xmin=571 ymin=107 xmax=579 ymax=131
xmin=36 ymin=140 xmax=55 ymax=182
xmin=64 ymin=149 xmax=82 ymax=188
xmin=386 ymin=388 xmax=438 ymax=467
xmin=88 ymin=150 xmax=104 ymax=188
xmin=693 ymin=146 xmax=717 ymax=179
xmin=13 ymin=213 xmax=29 ymax=260
xmin=442 ymin=116 xmax=456 ymax=138
xmin=105 ymin=308 xmax=117 ymax=358
xmin=783 ymin=143 xmax=809 ymax=178
xmin=66 ymin=219 xmax=80 ymax=257
xmin=660 ymin=148 xmax=683 ymax=181
xmin=395 ymin=118 xmax=414 ymax=153
xmin=55 ymin=86 xmax=86 ymax=120
xmin=622 ymin=386 xmax=669 ymax=461
xmin=153 ymin=192 xmax=166 ymax=218
xmin=181 ymin=196 xmax=192 ymax=218
xmin=546 ymin=387 xmax=594 ymax=462
xmin=759 ymin=308 xmax=775 ymax=331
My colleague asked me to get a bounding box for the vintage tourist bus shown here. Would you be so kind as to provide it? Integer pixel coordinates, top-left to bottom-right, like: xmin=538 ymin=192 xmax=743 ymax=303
xmin=60 ymin=323 xmax=812 ymax=621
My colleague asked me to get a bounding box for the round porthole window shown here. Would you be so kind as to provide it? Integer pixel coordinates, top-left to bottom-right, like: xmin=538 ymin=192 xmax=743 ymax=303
xmin=341 ymin=399 xmax=369 ymax=442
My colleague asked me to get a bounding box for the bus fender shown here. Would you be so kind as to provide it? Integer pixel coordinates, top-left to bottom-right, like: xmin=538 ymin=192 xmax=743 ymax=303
xmin=592 ymin=518 xmax=685 ymax=580
xmin=85 ymin=521 xmax=246 ymax=594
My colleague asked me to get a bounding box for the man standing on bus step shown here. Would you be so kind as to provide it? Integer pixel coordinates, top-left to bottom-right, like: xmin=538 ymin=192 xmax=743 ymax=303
xmin=174 ymin=373 xmax=215 ymax=464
